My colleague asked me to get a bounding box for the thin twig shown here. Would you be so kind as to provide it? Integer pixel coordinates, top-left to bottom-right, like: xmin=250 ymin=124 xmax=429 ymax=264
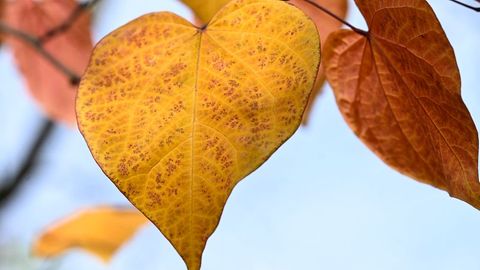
xmin=0 ymin=22 xmax=81 ymax=84
xmin=291 ymin=0 xmax=369 ymax=36
xmin=448 ymin=0 xmax=480 ymax=11
xmin=0 ymin=120 xmax=54 ymax=208
xmin=39 ymin=0 xmax=101 ymax=42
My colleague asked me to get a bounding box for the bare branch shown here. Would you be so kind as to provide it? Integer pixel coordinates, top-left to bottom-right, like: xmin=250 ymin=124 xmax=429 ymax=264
xmin=0 ymin=120 xmax=54 ymax=207
xmin=0 ymin=22 xmax=81 ymax=84
xmin=448 ymin=0 xmax=480 ymax=12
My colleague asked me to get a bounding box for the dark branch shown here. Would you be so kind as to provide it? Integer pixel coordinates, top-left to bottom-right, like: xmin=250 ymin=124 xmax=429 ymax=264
xmin=292 ymin=0 xmax=368 ymax=36
xmin=448 ymin=0 xmax=480 ymax=11
xmin=38 ymin=0 xmax=101 ymax=43
xmin=0 ymin=22 xmax=81 ymax=84
xmin=0 ymin=120 xmax=54 ymax=208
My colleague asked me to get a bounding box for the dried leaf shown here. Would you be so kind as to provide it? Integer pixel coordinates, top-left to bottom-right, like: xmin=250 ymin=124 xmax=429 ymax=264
xmin=76 ymin=0 xmax=320 ymax=269
xmin=4 ymin=0 xmax=93 ymax=124
xmin=324 ymin=0 xmax=480 ymax=208
xmin=33 ymin=207 xmax=148 ymax=262
xmin=180 ymin=0 xmax=347 ymax=126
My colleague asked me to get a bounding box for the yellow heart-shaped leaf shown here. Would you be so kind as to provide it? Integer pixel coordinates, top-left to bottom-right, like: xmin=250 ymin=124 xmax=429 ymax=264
xmin=76 ymin=0 xmax=320 ymax=269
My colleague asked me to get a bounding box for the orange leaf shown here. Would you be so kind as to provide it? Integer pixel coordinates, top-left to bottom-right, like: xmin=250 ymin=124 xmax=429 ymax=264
xmin=4 ymin=0 xmax=93 ymax=124
xmin=33 ymin=207 xmax=149 ymax=262
xmin=289 ymin=0 xmax=348 ymax=125
xmin=324 ymin=0 xmax=480 ymax=208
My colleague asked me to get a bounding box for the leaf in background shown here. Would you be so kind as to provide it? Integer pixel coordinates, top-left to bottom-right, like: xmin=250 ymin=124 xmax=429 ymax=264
xmin=180 ymin=0 xmax=228 ymax=23
xmin=33 ymin=207 xmax=148 ymax=262
xmin=180 ymin=0 xmax=347 ymax=126
xmin=324 ymin=0 xmax=480 ymax=208
xmin=293 ymin=0 xmax=347 ymax=125
xmin=0 ymin=0 xmax=4 ymax=45
xmin=76 ymin=0 xmax=320 ymax=269
xmin=3 ymin=0 xmax=93 ymax=124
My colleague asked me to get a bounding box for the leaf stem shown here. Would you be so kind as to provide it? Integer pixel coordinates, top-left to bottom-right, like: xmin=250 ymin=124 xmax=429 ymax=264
xmin=447 ymin=0 xmax=480 ymax=12
xmin=291 ymin=0 xmax=368 ymax=36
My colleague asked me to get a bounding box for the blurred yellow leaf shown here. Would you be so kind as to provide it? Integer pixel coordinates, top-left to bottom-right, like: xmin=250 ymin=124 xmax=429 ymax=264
xmin=76 ymin=0 xmax=320 ymax=269
xmin=33 ymin=207 xmax=148 ymax=262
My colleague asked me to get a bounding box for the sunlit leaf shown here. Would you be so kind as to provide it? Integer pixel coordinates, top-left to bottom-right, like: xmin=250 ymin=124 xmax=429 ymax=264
xmin=181 ymin=0 xmax=347 ymax=126
xmin=76 ymin=0 xmax=320 ymax=269
xmin=33 ymin=207 xmax=148 ymax=262
xmin=324 ymin=0 xmax=480 ymax=208
xmin=4 ymin=0 xmax=93 ymax=123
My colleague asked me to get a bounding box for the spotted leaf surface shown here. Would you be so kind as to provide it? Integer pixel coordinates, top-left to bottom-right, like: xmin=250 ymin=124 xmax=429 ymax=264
xmin=33 ymin=207 xmax=148 ymax=262
xmin=76 ymin=0 xmax=320 ymax=269
xmin=324 ymin=0 xmax=480 ymax=208
xmin=180 ymin=0 xmax=347 ymax=125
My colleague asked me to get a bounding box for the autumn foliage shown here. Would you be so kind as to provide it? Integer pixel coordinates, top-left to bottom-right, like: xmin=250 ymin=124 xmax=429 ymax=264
xmin=1 ymin=0 xmax=479 ymax=269
xmin=324 ymin=0 xmax=480 ymax=209
xmin=4 ymin=0 xmax=92 ymax=123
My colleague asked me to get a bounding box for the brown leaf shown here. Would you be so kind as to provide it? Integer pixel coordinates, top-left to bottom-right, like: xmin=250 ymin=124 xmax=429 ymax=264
xmin=290 ymin=0 xmax=348 ymax=125
xmin=324 ymin=0 xmax=480 ymax=208
xmin=4 ymin=0 xmax=93 ymax=124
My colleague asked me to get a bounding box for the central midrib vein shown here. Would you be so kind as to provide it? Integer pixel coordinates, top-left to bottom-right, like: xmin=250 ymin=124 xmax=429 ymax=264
xmin=189 ymin=29 xmax=204 ymax=253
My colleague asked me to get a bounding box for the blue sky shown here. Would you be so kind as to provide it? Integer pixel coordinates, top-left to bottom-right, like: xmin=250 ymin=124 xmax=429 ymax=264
xmin=1 ymin=0 xmax=480 ymax=269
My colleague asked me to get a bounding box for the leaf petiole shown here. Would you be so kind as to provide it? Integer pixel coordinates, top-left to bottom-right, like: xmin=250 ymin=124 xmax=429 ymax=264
xmin=290 ymin=0 xmax=368 ymax=36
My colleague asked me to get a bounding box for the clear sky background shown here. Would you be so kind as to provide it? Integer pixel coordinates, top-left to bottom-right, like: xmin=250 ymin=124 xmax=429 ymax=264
xmin=1 ymin=0 xmax=480 ymax=270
